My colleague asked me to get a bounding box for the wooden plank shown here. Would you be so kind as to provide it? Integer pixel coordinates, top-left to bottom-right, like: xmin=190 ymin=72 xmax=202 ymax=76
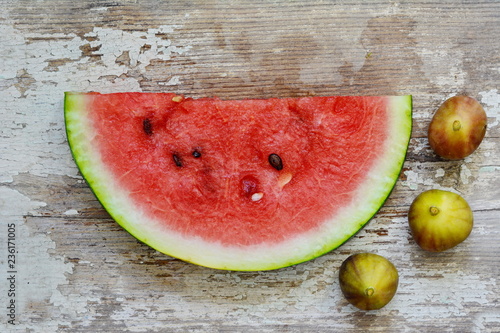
xmin=1 ymin=0 xmax=499 ymax=331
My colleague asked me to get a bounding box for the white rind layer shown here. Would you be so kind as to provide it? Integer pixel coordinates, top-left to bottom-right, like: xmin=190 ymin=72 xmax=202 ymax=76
xmin=65 ymin=93 xmax=412 ymax=271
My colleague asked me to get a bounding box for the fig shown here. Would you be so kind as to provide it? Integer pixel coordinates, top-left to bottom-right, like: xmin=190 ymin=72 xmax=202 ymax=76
xmin=408 ymin=189 xmax=473 ymax=252
xmin=339 ymin=253 xmax=399 ymax=311
xmin=428 ymin=95 xmax=487 ymax=160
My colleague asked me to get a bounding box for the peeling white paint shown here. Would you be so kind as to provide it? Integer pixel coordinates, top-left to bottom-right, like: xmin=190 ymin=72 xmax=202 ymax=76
xmin=84 ymin=26 xmax=190 ymax=70
xmin=0 ymin=187 xmax=75 ymax=331
xmin=63 ymin=209 xmax=79 ymax=215
xmin=0 ymin=23 xmax=191 ymax=183
xmin=90 ymin=6 xmax=109 ymax=12
xmin=479 ymin=166 xmax=500 ymax=173
xmin=158 ymin=76 xmax=182 ymax=86
xmin=479 ymin=89 xmax=500 ymax=128
xmin=0 ymin=187 xmax=47 ymax=216
xmin=398 ymin=272 xmax=494 ymax=319
xmin=460 ymin=164 xmax=472 ymax=184
xmin=417 ymin=48 xmax=466 ymax=88
xmin=472 ymin=310 xmax=500 ymax=333
xmin=435 ymin=168 xmax=445 ymax=178
xmin=401 ymin=169 xmax=438 ymax=190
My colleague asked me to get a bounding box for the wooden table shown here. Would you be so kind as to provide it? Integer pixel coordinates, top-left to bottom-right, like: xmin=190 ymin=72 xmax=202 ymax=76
xmin=1 ymin=1 xmax=499 ymax=332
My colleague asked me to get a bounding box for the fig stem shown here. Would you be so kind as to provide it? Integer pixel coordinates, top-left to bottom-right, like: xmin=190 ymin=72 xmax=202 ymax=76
xmin=452 ymin=120 xmax=462 ymax=131
xmin=429 ymin=206 xmax=440 ymax=216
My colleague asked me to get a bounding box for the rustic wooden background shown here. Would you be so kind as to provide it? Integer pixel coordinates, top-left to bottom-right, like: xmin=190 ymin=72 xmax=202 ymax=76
xmin=1 ymin=1 xmax=499 ymax=332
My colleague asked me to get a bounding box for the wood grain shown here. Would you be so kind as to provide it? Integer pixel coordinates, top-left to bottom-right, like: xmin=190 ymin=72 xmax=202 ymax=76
xmin=1 ymin=1 xmax=499 ymax=332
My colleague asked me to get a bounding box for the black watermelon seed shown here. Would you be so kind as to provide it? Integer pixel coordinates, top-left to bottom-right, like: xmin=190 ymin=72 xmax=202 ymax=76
xmin=192 ymin=150 xmax=202 ymax=158
xmin=172 ymin=153 xmax=183 ymax=167
xmin=143 ymin=118 xmax=153 ymax=136
xmin=268 ymin=153 xmax=283 ymax=171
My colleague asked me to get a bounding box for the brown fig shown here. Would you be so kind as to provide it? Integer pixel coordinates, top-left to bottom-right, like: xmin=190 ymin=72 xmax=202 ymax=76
xmin=428 ymin=95 xmax=487 ymax=160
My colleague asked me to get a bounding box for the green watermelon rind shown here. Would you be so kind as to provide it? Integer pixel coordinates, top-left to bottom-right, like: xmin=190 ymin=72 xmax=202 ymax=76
xmin=65 ymin=93 xmax=412 ymax=271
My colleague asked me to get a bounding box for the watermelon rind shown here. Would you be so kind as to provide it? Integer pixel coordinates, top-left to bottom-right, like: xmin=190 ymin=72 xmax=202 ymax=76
xmin=65 ymin=93 xmax=412 ymax=271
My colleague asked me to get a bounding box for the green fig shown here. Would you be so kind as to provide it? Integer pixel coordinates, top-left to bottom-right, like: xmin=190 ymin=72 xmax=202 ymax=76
xmin=428 ymin=95 xmax=487 ymax=160
xmin=408 ymin=189 xmax=473 ymax=252
xmin=339 ymin=253 xmax=399 ymax=310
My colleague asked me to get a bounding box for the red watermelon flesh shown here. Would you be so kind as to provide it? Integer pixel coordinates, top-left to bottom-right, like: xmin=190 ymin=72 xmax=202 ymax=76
xmin=65 ymin=92 xmax=412 ymax=271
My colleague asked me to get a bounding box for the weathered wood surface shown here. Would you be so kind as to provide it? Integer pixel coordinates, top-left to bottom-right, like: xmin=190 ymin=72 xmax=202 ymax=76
xmin=1 ymin=1 xmax=499 ymax=332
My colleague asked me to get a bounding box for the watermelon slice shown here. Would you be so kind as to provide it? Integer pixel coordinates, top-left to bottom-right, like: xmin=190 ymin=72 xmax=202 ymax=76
xmin=65 ymin=92 xmax=412 ymax=271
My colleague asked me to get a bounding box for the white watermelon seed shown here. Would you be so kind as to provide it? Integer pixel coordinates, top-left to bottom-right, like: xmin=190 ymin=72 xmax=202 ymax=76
xmin=251 ymin=192 xmax=264 ymax=201
xmin=278 ymin=172 xmax=293 ymax=188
